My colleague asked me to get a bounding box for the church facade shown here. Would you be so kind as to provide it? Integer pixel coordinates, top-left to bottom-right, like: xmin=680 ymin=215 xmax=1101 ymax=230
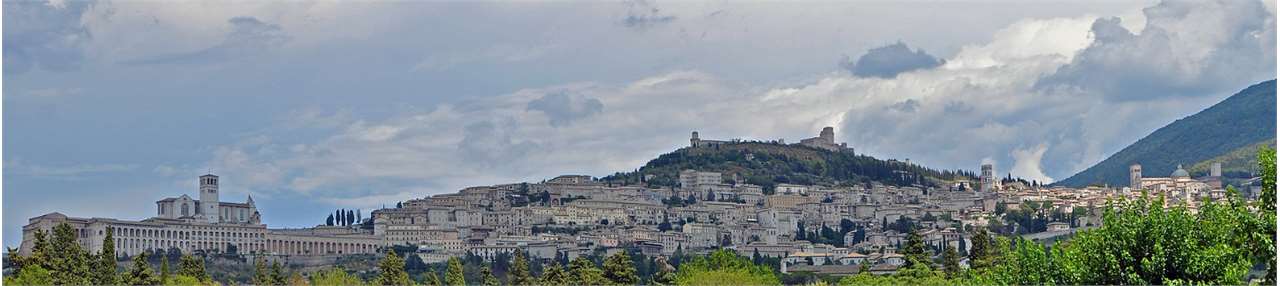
xmin=20 ymin=174 xmax=383 ymax=258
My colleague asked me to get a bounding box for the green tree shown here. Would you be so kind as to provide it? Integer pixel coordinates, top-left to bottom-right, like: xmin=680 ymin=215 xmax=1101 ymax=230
xmin=941 ymin=245 xmax=960 ymax=278
xmin=160 ymin=258 xmax=171 ymax=283
xmin=311 ymin=268 xmax=365 ymax=286
xmin=568 ymin=256 xmax=607 ymax=285
xmin=902 ymin=230 xmax=929 ymax=269
xmin=177 ymin=254 xmax=209 ymax=282
xmin=508 ymin=250 xmax=533 ymax=286
xmin=270 ymin=261 xmax=287 ymax=285
xmin=288 ymin=272 xmax=309 ymax=286
xmin=375 ymin=250 xmax=412 ymax=285
xmin=1258 ymin=146 xmax=1277 ymax=283
xmin=49 ymin=223 xmax=92 ymax=285
xmin=93 ymin=227 xmax=119 ymax=285
xmin=603 ymin=251 xmax=639 ymax=285
xmin=673 ymin=249 xmax=779 ymax=286
xmin=445 ymin=257 xmax=466 ymax=286
xmin=166 ymin=274 xmax=214 ymax=286
xmin=253 ymin=258 xmax=272 ymax=285
xmin=539 ymin=263 xmax=570 ymax=286
xmin=4 ymin=264 xmax=53 ymax=286
xmin=124 ymin=251 xmax=160 ymax=286
xmin=968 ymin=228 xmax=991 ymax=269
xmin=421 ymin=271 xmax=441 ymax=286
xmin=480 ymin=266 xmax=499 ymax=286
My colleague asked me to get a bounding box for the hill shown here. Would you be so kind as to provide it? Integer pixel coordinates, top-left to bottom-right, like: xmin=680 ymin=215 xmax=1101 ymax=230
xmin=1055 ymin=80 xmax=1277 ymax=187
xmin=601 ymin=141 xmax=974 ymax=193
xmin=1187 ymin=139 xmax=1275 ymax=178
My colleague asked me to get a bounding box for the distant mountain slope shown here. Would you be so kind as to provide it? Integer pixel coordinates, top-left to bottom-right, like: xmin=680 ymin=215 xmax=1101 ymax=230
xmin=1056 ymin=80 xmax=1277 ymax=187
xmin=601 ymin=141 xmax=974 ymax=193
xmin=1188 ymin=139 xmax=1275 ymax=178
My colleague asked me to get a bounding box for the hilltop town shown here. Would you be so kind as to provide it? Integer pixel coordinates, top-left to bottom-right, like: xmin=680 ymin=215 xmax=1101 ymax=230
xmin=17 ymin=127 xmax=1260 ymax=277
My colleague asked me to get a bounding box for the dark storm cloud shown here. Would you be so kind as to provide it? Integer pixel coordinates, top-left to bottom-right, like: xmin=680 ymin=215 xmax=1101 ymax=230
xmin=3 ymin=0 xmax=94 ymax=74
xmin=123 ymin=16 xmax=289 ymax=65
xmin=841 ymin=42 xmax=944 ymax=78
xmin=526 ymin=92 xmax=605 ymax=127
xmin=1036 ymin=0 xmax=1276 ymax=101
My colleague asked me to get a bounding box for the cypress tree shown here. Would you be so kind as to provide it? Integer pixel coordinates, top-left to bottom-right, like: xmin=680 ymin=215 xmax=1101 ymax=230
xmin=480 ymin=266 xmax=499 ymax=286
xmin=422 ymin=271 xmax=442 ymax=286
xmin=270 ymin=261 xmax=287 ymax=285
xmin=943 ymin=245 xmax=961 ymax=278
xmin=178 ymin=254 xmax=209 ymax=281
xmin=160 ymin=258 xmax=171 ymax=283
xmin=539 ymin=263 xmax=569 ymax=286
xmin=375 ymin=250 xmax=411 ymax=285
xmin=93 ymin=227 xmax=118 ymax=285
xmin=253 ymin=258 xmax=271 ymax=285
xmin=603 ymin=251 xmax=638 ymax=285
xmin=568 ymin=256 xmax=607 ymax=285
xmin=49 ymin=223 xmax=92 ymax=285
xmin=969 ymin=228 xmax=991 ymax=269
xmin=903 ymin=230 xmax=930 ymax=269
xmin=124 ymin=251 xmax=159 ymax=285
xmin=445 ymin=257 xmax=466 ymax=286
xmin=508 ymin=250 xmax=533 ymax=285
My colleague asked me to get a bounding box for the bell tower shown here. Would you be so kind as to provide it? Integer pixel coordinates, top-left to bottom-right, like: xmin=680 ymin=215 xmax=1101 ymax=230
xmin=199 ymin=174 xmax=220 ymax=223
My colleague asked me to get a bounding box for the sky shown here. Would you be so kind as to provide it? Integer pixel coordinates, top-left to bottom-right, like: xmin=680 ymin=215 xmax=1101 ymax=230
xmin=3 ymin=0 xmax=1276 ymax=248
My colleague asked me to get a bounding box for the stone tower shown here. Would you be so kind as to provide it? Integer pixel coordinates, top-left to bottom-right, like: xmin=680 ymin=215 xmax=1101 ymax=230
xmin=1211 ymin=162 xmax=1222 ymax=177
xmin=199 ymin=174 xmax=220 ymax=223
xmin=980 ymin=163 xmax=994 ymax=192
xmin=820 ymin=127 xmax=835 ymax=144
xmin=1129 ymin=164 xmax=1142 ymax=190
xmin=690 ymin=131 xmax=701 ymax=147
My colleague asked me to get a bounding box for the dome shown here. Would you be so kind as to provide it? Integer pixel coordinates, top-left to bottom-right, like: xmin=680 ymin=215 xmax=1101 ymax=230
xmin=1171 ymin=164 xmax=1190 ymax=178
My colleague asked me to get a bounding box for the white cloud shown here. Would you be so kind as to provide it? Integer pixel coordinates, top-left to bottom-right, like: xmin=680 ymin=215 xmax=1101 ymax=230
xmin=1011 ymin=143 xmax=1053 ymax=183
xmin=4 ymin=159 xmax=138 ymax=179
xmin=204 ymin=0 xmax=1274 ymax=205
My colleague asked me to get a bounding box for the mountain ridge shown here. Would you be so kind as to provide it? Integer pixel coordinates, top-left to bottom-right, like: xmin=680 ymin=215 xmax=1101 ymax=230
xmin=1055 ymin=79 xmax=1277 ymax=187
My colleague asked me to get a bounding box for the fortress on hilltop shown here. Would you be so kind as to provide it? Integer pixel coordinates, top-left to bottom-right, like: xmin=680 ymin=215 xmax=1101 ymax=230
xmin=691 ymin=126 xmax=851 ymax=152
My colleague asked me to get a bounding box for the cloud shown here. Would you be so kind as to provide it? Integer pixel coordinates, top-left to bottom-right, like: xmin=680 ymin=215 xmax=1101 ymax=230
xmin=1036 ymin=0 xmax=1276 ymax=100
xmin=526 ymin=92 xmax=605 ymax=127
xmin=122 ymin=16 xmax=289 ymax=65
xmin=1011 ymin=143 xmax=1053 ymax=183
xmin=3 ymin=0 xmax=94 ymax=74
xmin=4 ymin=159 xmax=137 ymax=179
xmin=621 ymin=0 xmax=677 ymax=29
xmin=187 ymin=0 xmax=1269 ymax=209
xmin=411 ymin=43 xmax=557 ymax=72
xmin=841 ymin=42 xmax=944 ymax=78
xmin=25 ymin=87 xmax=84 ymax=97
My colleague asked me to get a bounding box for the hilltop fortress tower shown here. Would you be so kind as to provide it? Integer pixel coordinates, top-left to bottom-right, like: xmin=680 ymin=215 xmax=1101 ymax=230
xmin=799 ymin=127 xmax=848 ymax=152
xmin=689 ymin=127 xmax=850 ymax=152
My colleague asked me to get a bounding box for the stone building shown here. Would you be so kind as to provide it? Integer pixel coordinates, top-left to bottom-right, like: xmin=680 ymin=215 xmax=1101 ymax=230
xmin=21 ymin=175 xmax=383 ymax=258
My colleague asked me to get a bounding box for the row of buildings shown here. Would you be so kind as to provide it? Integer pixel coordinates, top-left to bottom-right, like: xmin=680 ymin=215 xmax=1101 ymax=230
xmin=19 ymin=128 xmax=1248 ymax=276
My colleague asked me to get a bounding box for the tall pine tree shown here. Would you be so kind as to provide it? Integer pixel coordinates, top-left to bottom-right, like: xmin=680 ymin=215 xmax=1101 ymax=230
xmin=375 ymin=250 xmax=411 ymax=285
xmin=508 ymin=250 xmax=533 ymax=285
xmin=93 ymin=227 xmax=118 ymax=285
xmin=445 ymin=257 xmax=466 ymax=286
xmin=603 ymin=251 xmax=639 ymax=285
xmin=49 ymin=223 xmax=92 ymax=285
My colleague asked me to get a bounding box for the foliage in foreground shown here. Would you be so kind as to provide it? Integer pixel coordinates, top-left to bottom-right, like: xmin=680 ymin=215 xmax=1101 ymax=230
xmin=674 ymin=249 xmax=780 ymax=285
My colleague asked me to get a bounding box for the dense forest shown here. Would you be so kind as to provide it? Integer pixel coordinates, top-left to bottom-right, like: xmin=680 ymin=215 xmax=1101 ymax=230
xmin=601 ymin=141 xmax=976 ymax=193
xmin=1057 ymin=80 xmax=1277 ymax=187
